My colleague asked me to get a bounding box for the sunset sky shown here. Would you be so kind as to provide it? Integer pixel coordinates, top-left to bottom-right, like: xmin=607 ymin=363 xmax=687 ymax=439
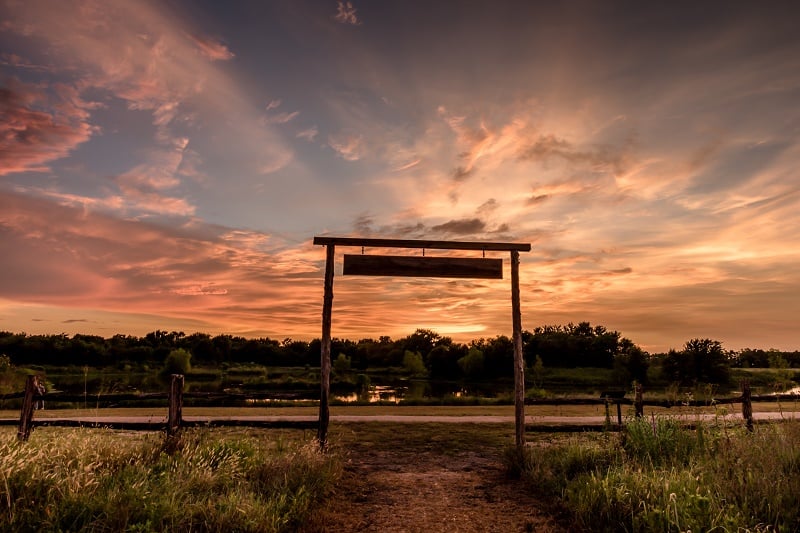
xmin=2 ymin=1 xmax=799 ymax=352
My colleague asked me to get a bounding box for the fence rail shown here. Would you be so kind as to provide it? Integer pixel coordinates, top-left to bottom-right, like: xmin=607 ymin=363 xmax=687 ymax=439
xmin=5 ymin=376 xmax=794 ymax=441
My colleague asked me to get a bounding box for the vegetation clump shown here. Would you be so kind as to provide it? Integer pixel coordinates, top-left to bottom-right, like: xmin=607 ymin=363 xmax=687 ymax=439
xmin=509 ymin=418 xmax=800 ymax=532
xmin=0 ymin=428 xmax=340 ymax=532
xmin=160 ymin=347 xmax=192 ymax=377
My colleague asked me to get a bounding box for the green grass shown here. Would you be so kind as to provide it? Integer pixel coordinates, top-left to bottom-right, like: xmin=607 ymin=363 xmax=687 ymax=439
xmin=509 ymin=418 xmax=800 ymax=532
xmin=0 ymin=427 xmax=340 ymax=532
xmin=3 ymin=399 xmax=799 ymax=422
xmin=329 ymin=421 xmax=514 ymax=456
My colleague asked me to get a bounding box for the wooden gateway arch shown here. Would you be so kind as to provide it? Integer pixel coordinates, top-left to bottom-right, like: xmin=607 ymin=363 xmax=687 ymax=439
xmin=313 ymin=236 xmax=532 ymax=450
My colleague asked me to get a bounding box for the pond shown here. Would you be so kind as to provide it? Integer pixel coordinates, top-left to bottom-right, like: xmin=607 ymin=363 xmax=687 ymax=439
xmin=43 ymin=371 xmax=512 ymax=403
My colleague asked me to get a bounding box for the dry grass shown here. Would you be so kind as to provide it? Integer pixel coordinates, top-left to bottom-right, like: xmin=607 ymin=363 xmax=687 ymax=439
xmin=0 ymin=427 xmax=340 ymax=532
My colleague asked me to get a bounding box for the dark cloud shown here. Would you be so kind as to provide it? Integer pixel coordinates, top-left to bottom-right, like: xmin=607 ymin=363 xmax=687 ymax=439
xmin=518 ymin=134 xmax=571 ymax=161
xmin=527 ymin=194 xmax=549 ymax=205
xmin=353 ymin=213 xmax=374 ymax=234
xmin=518 ymin=134 xmax=631 ymax=176
xmin=431 ymin=218 xmax=486 ymax=235
xmin=350 ymin=214 xmax=427 ymax=238
xmin=452 ymin=166 xmax=473 ymax=182
xmin=62 ymin=318 xmax=89 ymax=323
xmin=476 ymin=199 xmax=497 ymax=216
xmin=491 ymin=223 xmax=510 ymax=234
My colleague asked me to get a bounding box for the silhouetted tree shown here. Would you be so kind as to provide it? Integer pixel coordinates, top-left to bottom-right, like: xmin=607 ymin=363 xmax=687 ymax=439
xmin=661 ymin=338 xmax=730 ymax=384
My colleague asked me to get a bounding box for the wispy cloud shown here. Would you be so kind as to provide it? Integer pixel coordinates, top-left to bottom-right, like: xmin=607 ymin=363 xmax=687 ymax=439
xmin=264 ymin=111 xmax=300 ymax=124
xmin=334 ymin=1 xmax=361 ymax=25
xmin=296 ymin=126 xmax=319 ymax=141
xmin=3 ymin=0 xmax=293 ymax=186
xmin=0 ymin=79 xmax=95 ymax=175
xmin=328 ymin=132 xmax=364 ymax=161
xmin=188 ymin=34 xmax=235 ymax=61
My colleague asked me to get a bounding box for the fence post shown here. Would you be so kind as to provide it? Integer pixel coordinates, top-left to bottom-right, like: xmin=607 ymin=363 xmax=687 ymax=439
xmin=167 ymin=374 xmax=184 ymax=437
xmin=634 ymin=383 xmax=644 ymax=418
xmin=318 ymin=243 xmax=335 ymax=450
xmin=741 ymin=379 xmax=753 ymax=431
xmin=510 ymin=249 xmax=525 ymax=451
xmin=17 ymin=375 xmax=38 ymax=441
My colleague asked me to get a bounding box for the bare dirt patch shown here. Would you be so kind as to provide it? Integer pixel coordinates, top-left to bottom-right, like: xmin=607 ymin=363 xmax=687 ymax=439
xmin=304 ymin=425 xmax=560 ymax=532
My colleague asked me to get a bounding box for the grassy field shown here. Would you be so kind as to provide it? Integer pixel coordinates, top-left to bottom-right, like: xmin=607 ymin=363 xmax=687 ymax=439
xmin=509 ymin=418 xmax=800 ymax=532
xmin=3 ymin=413 xmax=800 ymax=531
xmin=0 ymin=427 xmax=339 ymax=532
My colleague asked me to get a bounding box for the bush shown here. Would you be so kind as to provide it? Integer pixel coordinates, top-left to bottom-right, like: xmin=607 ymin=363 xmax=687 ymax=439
xmin=457 ymin=347 xmax=484 ymax=379
xmin=402 ymin=350 xmax=427 ymax=377
xmin=332 ymin=353 xmax=351 ymax=375
xmin=161 ymin=348 xmax=192 ymax=377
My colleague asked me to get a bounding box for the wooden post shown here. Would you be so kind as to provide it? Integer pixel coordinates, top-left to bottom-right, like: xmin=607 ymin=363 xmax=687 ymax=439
xmin=511 ymin=250 xmax=525 ymax=450
xmin=634 ymin=383 xmax=644 ymax=418
xmin=616 ymin=401 xmax=622 ymax=426
xmin=167 ymin=374 xmax=184 ymax=437
xmin=17 ymin=375 xmax=38 ymax=441
xmin=318 ymin=244 xmax=335 ymax=449
xmin=741 ymin=379 xmax=753 ymax=431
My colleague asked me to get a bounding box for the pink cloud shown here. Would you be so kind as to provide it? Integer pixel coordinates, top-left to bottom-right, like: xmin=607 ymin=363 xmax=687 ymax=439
xmin=0 ymin=79 xmax=94 ymax=175
xmin=334 ymin=1 xmax=361 ymax=25
xmin=2 ymin=0 xmax=291 ymax=177
xmin=328 ymin=132 xmax=364 ymax=161
xmin=188 ymin=34 xmax=235 ymax=61
xmin=0 ymin=191 xmax=323 ymax=336
xmin=263 ymin=111 xmax=300 ymax=124
xmin=296 ymin=126 xmax=319 ymax=141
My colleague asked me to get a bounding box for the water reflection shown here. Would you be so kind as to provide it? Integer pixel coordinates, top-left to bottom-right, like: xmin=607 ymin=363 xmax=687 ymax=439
xmin=48 ymin=372 xmax=505 ymax=404
xmin=336 ymin=385 xmax=404 ymax=404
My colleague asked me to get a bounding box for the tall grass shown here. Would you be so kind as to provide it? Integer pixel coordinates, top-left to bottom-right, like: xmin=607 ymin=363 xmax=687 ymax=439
xmin=0 ymin=428 xmax=340 ymax=532
xmin=509 ymin=418 xmax=800 ymax=532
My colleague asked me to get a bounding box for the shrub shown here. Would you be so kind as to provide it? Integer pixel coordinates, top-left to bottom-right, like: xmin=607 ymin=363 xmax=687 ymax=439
xmin=457 ymin=347 xmax=485 ymax=379
xmin=332 ymin=353 xmax=351 ymax=375
xmin=161 ymin=348 xmax=192 ymax=377
xmin=402 ymin=350 xmax=427 ymax=377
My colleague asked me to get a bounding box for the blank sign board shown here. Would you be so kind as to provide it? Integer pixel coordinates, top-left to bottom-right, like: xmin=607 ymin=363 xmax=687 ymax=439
xmin=343 ymin=254 xmax=503 ymax=279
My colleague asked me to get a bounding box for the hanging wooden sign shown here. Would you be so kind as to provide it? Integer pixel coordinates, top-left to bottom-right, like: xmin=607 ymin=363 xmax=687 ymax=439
xmin=343 ymin=254 xmax=503 ymax=279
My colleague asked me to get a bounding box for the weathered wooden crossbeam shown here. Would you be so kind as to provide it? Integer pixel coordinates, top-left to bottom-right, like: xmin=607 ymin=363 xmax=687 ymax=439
xmin=343 ymin=254 xmax=503 ymax=279
xmin=313 ymin=236 xmax=530 ymax=252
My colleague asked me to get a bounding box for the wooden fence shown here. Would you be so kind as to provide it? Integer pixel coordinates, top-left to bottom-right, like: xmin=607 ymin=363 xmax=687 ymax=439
xmin=524 ymin=381 xmax=784 ymax=431
xmin=4 ymin=376 xmax=795 ymax=441
xmin=7 ymin=374 xmax=316 ymax=441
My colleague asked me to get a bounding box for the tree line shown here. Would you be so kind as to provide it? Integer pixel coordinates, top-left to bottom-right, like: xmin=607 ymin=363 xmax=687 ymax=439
xmin=1 ymin=325 xmax=797 ymax=385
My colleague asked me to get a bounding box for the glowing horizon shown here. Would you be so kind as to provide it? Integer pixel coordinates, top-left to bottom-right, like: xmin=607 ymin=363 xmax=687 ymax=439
xmin=2 ymin=1 xmax=800 ymax=353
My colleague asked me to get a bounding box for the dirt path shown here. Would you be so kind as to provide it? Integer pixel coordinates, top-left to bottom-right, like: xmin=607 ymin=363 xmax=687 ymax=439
xmin=306 ymin=443 xmax=559 ymax=532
